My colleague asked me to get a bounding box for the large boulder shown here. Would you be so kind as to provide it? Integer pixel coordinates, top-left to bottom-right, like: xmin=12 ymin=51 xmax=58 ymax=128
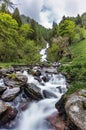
xmin=0 ymin=106 xmax=18 ymax=126
xmin=4 ymin=74 xmax=28 ymax=88
xmin=65 ymin=89 xmax=86 ymax=130
xmin=1 ymin=87 xmax=20 ymax=101
xmin=24 ymin=83 xmax=43 ymax=100
xmin=0 ymin=100 xmax=18 ymax=126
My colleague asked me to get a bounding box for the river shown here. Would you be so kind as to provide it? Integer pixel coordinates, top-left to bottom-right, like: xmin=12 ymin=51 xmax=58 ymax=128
xmin=17 ymin=42 xmax=67 ymax=130
xmin=0 ymin=42 xmax=67 ymax=130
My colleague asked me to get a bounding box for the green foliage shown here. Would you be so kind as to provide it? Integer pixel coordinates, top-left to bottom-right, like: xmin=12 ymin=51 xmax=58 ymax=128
xmin=19 ymin=24 xmax=34 ymax=40
xmin=75 ymin=14 xmax=82 ymax=26
xmin=59 ymin=40 xmax=86 ymax=81
xmin=0 ymin=13 xmax=20 ymax=62
xmin=23 ymin=40 xmax=41 ymax=64
xmin=81 ymin=12 xmax=86 ymax=27
xmin=59 ymin=19 xmax=75 ymax=45
xmin=73 ymin=26 xmax=86 ymax=43
xmin=12 ymin=8 xmax=22 ymax=26
xmin=9 ymin=73 xmax=17 ymax=79
xmin=47 ymin=44 xmax=59 ymax=62
xmin=65 ymin=82 xmax=86 ymax=97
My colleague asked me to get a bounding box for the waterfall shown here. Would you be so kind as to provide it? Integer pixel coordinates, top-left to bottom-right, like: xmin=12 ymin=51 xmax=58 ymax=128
xmin=40 ymin=42 xmax=49 ymax=62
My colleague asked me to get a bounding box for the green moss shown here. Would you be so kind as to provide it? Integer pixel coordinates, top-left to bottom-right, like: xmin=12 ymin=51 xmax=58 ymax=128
xmin=9 ymin=73 xmax=17 ymax=79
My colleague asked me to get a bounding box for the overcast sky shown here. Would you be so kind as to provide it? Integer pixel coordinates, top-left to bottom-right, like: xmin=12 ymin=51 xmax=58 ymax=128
xmin=12 ymin=0 xmax=86 ymax=28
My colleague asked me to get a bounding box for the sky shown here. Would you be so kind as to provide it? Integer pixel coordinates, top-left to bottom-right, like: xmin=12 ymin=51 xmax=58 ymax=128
xmin=12 ymin=0 xmax=86 ymax=28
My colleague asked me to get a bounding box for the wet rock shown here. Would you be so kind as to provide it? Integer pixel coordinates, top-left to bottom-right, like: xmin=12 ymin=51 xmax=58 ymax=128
xmin=4 ymin=74 xmax=28 ymax=88
xmin=0 ymin=68 xmax=7 ymax=77
xmin=43 ymin=67 xmax=57 ymax=74
xmin=1 ymin=87 xmax=20 ymax=101
xmin=65 ymin=89 xmax=86 ymax=130
xmin=0 ymin=100 xmax=8 ymax=115
xmin=49 ymin=113 xmax=65 ymax=130
xmin=52 ymin=62 xmax=61 ymax=67
xmin=34 ymin=76 xmax=42 ymax=82
xmin=55 ymin=95 xmax=66 ymax=118
xmin=33 ymin=70 xmax=41 ymax=77
xmin=43 ymin=90 xmax=57 ymax=98
xmin=0 ymin=106 xmax=18 ymax=125
xmin=24 ymin=83 xmax=43 ymax=100
xmin=42 ymin=75 xmax=50 ymax=82
xmin=6 ymin=68 xmax=15 ymax=74
xmin=56 ymin=86 xmax=62 ymax=93
xmin=55 ymin=96 xmax=79 ymax=130
xmin=0 ymin=85 xmax=7 ymax=94
xmin=20 ymin=102 xmax=28 ymax=111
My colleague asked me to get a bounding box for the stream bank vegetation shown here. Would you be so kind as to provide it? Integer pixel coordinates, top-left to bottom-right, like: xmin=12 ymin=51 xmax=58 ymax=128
xmin=47 ymin=15 xmax=86 ymax=96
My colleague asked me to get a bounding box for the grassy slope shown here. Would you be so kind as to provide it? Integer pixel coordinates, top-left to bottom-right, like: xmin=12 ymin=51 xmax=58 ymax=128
xmin=60 ymin=40 xmax=86 ymax=97
xmin=71 ymin=40 xmax=86 ymax=64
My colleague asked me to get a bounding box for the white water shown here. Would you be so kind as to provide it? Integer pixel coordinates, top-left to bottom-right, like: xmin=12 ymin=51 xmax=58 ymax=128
xmin=18 ymin=69 xmax=67 ymax=130
xmin=0 ymin=42 xmax=67 ymax=130
xmin=40 ymin=42 xmax=49 ymax=62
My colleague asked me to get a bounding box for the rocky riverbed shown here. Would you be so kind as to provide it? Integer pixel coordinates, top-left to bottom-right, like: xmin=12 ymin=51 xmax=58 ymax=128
xmin=0 ymin=64 xmax=86 ymax=130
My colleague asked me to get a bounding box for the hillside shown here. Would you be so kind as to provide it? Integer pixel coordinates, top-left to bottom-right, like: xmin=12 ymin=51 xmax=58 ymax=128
xmin=59 ymin=40 xmax=86 ymax=96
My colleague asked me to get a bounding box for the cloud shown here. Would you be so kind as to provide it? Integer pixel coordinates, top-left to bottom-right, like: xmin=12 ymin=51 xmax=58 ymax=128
xmin=11 ymin=0 xmax=86 ymax=28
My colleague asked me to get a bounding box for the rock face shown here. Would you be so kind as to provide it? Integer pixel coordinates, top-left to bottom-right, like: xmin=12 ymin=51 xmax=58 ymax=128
xmin=1 ymin=87 xmax=20 ymax=101
xmin=24 ymin=83 xmax=43 ymax=100
xmin=4 ymin=74 xmax=28 ymax=88
xmin=65 ymin=89 xmax=86 ymax=130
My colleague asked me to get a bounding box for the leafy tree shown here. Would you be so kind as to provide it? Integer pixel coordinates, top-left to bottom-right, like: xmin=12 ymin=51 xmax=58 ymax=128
xmin=47 ymin=44 xmax=59 ymax=62
xmin=0 ymin=0 xmax=14 ymax=9
xmin=0 ymin=13 xmax=20 ymax=61
xmin=30 ymin=19 xmax=37 ymax=40
xmin=81 ymin=12 xmax=86 ymax=28
xmin=23 ymin=40 xmax=40 ymax=64
xmin=59 ymin=19 xmax=75 ymax=45
xmin=0 ymin=3 xmax=6 ymax=12
xmin=19 ymin=24 xmax=34 ymax=40
xmin=75 ymin=14 xmax=82 ymax=26
xmin=12 ymin=8 xmax=22 ymax=26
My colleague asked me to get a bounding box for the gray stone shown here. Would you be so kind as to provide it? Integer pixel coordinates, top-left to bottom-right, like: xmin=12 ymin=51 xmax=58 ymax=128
xmin=65 ymin=89 xmax=86 ymax=130
xmin=1 ymin=87 xmax=20 ymax=101
xmin=43 ymin=90 xmax=57 ymax=98
xmin=24 ymin=83 xmax=43 ymax=100
xmin=0 ymin=100 xmax=8 ymax=115
xmin=4 ymin=74 xmax=28 ymax=88
xmin=0 ymin=85 xmax=7 ymax=94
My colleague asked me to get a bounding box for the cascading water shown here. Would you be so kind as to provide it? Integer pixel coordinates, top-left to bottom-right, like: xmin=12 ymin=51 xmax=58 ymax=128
xmin=0 ymin=42 xmax=67 ymax=130
xmin=40 ymin=42 xmax=49 ymax=62
xmin=17 ymin=42 xmax=67 ymax=130
xmin=17 ymin=71 xmax=67 ymax=130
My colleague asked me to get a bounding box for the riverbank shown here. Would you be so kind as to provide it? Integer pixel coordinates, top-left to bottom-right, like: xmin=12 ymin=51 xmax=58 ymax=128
xmin=58 ymin=40 xmax=86 ymax=97
xmin=53 ymin=39 xmax=86 ymax=130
